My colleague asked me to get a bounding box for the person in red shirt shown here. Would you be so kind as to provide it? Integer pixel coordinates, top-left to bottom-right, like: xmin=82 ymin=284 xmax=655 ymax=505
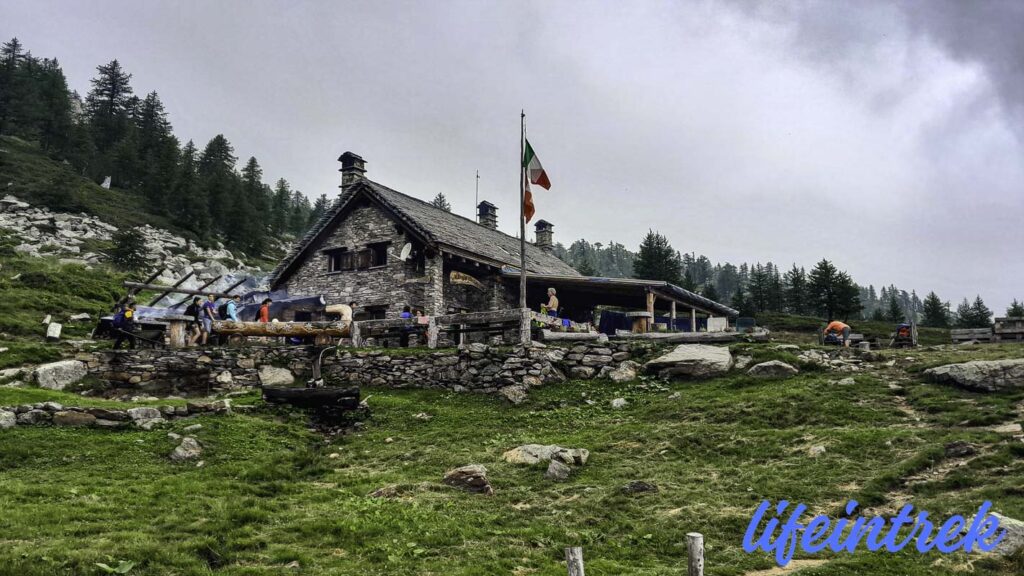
xmin=258 ymin=298 xmax=272 ymax=323
xmin=823 ymin=320 xmax=851 ymax=347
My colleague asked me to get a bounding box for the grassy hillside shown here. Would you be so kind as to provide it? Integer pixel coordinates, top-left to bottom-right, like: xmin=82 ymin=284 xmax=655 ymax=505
xmin=1 ymin=342 xmax=1022 ymax=575
xmin=0 ymin=135 xmax=197 ymax=240
xmin=755 ymin=312 xmax=951 ymax=346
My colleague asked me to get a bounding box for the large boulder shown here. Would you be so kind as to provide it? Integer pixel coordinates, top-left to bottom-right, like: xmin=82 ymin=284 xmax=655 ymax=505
xmin=52 ymin=411 xmax=96 ymax=427
xmin=258 ymin=365 xmax=294 ymax=387
xmin=502 ymin=444 xmax=589 ymax=466
xmin=32 ymin=360 xmax=87 ymax=390
xmin=989 ymin=513 xmax=1024 ymax=556
xmin=644 ymin=344 xmax=733 ymax=379
xmin=747 ymin=360 xmax=799 ymax=377
xmin=442 ymin=464 xmax=493 ymax=495
xmin=498 ymin=385 xmax=528 ymax=405
xmin=924 ymin=359 xmax=1024 ymax=392
xmin=0 ymin=410 xmax=16 ymax=429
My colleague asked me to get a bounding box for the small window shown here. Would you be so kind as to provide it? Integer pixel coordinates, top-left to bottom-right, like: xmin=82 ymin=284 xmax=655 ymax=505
xmin=368 ymin=242 xmax=388 ymax=267
xmin=326 ymin=248 xmax=352 ymax=272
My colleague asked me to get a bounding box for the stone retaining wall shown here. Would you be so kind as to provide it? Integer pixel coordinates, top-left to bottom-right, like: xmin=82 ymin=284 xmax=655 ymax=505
xmin=76 ymin=340 xmax=654 ymax=398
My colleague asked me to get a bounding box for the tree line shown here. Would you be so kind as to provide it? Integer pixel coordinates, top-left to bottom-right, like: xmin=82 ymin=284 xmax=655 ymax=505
xmin=0 ymin=37 xmax=325 ymax=255
xmin=553 ymin=230 xmax=1019 ymax=328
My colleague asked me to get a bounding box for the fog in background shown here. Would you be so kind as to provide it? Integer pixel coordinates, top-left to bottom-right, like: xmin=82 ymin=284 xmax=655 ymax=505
xmin=3 ymin=0 xmax=1022 ymax=311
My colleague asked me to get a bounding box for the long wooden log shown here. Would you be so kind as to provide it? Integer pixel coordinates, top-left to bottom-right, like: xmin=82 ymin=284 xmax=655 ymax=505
xmin=613 ymin=330 xmax=769 ymax=343
xmin=211 ymin=320 xmax=350 ymax=337
xmin=540 ymin=330 xmax=603 ymax=341
xmin=119 ymin=268 xmax=164 ymax=306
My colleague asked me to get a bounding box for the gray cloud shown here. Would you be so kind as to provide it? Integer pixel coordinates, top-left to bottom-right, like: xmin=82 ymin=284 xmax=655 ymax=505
xmin=1 ymin=0 xmax=1021 ymax=312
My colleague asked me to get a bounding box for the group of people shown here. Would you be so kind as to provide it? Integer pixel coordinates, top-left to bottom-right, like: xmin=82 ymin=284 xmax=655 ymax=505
xmin=181 ymin=294 xmax=273 ymax=346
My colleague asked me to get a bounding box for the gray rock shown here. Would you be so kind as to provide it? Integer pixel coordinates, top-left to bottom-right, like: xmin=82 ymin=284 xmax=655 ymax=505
xmin=545 ymin=459 xmax=572 ymax=481
xmin=32 ymin=360 xmax=87 ymax=390
xmin=0 ymin=410 xmax=15 ymax=429
xmin=214 ymin=371 xmax=233 ymax=385
xmin=16 ymin=409 xmax=51 ymax=425
xmin=498 ymin=385 xmax=528 ymax=405
xmin=608 ymin=360 xmax=639 ymax=383
xmin=442 ymin=464 xmax=493 ymax=495
xmin=86 ymin=408 xmax=128 ymax=421
xmin=257 ymin=365 xmax=294 ymax=387
xmin=645 ymin=344 xmax=733 ymax=379
xmin=183 ymin=424 xmax=203 ymax=433
xmin=93 ymin=419 xmax=129 ymax=429
xmin=944 ymin=441 xmax=977 ymax=458
xmin=171 ymin=437 xmax=203 ymax=461
xmin=924 ymin=359 xmax=1024 ymax=392
xmin=747 ymin=360 xmax=800 ymax=377
xmin=52 ymin=411 xmax=96 ymax=427
xmin=570 ymin=366 xmax=596 ymax=379
xmin=502 ymin=444 xmax=589 ymax=466
xmin=734 ymin=355 xmax=754 ymax=370
xmin=621 ymin=481 xmax=658 ymax=495
xmin=808 ymin=445 xmax=826 ymax=458
xmin=610 ymin=397 xmax=628 ymax=409
xmin=68 ymin=313 xmax=91 ymax=322
xmin=136 ymin=417 xmax=166 ymax=430
xmin=988 ymin=513 xmax=1024 ymax=556
xmin=127 ymin=407 xmax=162 ymax=421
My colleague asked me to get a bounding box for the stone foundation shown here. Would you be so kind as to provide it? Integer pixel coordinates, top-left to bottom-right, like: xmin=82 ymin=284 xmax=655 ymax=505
xmin=75 ymin=341 xmax=656 ymax=398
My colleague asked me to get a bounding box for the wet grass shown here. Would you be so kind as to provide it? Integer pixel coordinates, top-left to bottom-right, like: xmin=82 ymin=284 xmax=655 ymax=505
xmin=0 ymin=342 xmax=1021 ymax=575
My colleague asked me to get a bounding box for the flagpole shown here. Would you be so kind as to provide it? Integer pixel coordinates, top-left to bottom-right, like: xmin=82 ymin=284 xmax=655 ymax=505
xmin=519 ymin=110 xmax=527 ymax=311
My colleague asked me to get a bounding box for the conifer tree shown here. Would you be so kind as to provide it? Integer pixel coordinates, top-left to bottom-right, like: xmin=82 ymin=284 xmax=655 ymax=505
xmin=430 ymin=192 xmax=452 ymax=212
xmin=633 ymin=230 xmax=681 ymax=284
xmin=701 ymin=283 xmax=720 ymax=303
xmin=921 ymin=292 xmax=949 ymax=328
xmin=970 ymin=295 xmax=992 ymax=327
xmin=85 ymin=59 xmax=134 ymax=153
xmin=271 ymin=179 xmax=291 ymax=234
xmin=309 ymin=193 xmax=330 ymax=227
xmin=197 ymin=134 xmax=238 ymax=236
xmin=783 ymin=265 xmax=807 ymax=315
xmin=172 ymin=140 xmax=210 ymax=238
xmin=886 ymin=293 xmax=904 ymax=323
xmin=1007 ymin=299 xmax=1024 ymax=318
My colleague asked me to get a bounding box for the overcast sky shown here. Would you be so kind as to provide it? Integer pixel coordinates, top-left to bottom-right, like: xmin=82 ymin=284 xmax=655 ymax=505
xmin=3 ymin=0 xmax=1022 ymax=312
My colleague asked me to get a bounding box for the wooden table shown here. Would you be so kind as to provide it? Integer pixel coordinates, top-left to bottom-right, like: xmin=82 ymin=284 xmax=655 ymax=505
xmin=625 ymin=311 xmax=653 ymax=333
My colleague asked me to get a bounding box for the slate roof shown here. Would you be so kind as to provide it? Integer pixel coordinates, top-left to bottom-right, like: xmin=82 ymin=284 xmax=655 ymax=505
xmin=270 ymin=178 xmax=580 ymax=288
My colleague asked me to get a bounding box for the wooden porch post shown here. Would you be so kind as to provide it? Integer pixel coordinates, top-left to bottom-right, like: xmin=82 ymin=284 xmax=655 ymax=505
xmin=670 ymin=301 xmax=676 ymax=320
xmin=691 ymin=308 xmax=697 ymax=333
xmin=646 ymin=291 xmax=656 ymax=333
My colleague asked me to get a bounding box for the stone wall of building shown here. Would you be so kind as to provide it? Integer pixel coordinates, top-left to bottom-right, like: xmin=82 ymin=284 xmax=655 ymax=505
xmin=77 ymin=341 xmax=652 ymax=399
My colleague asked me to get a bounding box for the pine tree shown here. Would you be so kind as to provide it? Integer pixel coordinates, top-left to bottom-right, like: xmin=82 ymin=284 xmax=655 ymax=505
xmin=871 ymin=307 xmax=886 ymax=321
xmin=110 ymin=228 xmax=150 ymax=271
xmin=806 ymin=259 xmax=860 ymax=321
xmin=197 ymin=134 xmax=238 ymax=237
xmin=701 ymin=283 xmax=720 ymax=303
xmin=288 ymin=190 xmax=312 ymax=235
xmin=633 ymin=230 xmax=681 ymax=284
xmin=309 ymin=193 xmax=330 ymax=227
xmin=921 ymin=292 xmax=949 ymax=328
xmin=783 ymin=265 xmax=807 ymax=315
xmin=171 ymin=140 xmax=210 ymax=238
xmin=85 ymin=59 xmax=134 ymax=153
xmin=731 ymin=288 xmax=754 ymax=317
xmin=430 ymin=192 xmax=452 ymax=212
xmin=970 ymin=295 xmax=992 ymax=327
xmin=886 ymin=292 xmax=904 ymax=323
xmin=748 ymin=264 xmax=771 ymax=312
xmin=34 ymin=58 xmax=74 ymax=155
xmin=575 ymin=257 xmax=596 ymax=276
xmin=0 ymin=38 xmax=32 ymax=136
xmin=232 ymin=156 xmax=267 ymax=254
xmin=1008 ymin=299 xmax=1024 ymax=318
xmin=954 ymin=298 xmax=973 ymax=328
xmin=271 ymin=178 xmax=292 ymax=234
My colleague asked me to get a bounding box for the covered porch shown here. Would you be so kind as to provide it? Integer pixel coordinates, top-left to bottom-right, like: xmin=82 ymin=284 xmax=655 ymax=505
xmin=503 ymin=272 xmax=738 ymax=335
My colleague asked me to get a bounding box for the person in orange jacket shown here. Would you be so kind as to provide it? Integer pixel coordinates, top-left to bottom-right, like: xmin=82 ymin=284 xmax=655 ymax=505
xmin=823 ymin=320 xmax=851 ymax=347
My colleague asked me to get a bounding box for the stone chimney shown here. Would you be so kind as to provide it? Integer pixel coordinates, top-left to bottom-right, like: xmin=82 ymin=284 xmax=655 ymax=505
xmin=338 ymin=151 xmax=366 ymax=187
xmin=534 ymin=220 xmax=554 ymax=250
xmin=477 ymin=201 xmax=497 ymax=230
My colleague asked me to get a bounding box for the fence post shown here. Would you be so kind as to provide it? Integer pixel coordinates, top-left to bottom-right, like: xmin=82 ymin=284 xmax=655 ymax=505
xmin=565 ymin=547 xmax=585 ymax=576
xmin=427 ymin=317 xmax=438 ymax=349
xmin=351 ymin=321 xmax=362 ymax=348
xmin=519 ymin=308 xmax=532 ymax=347
xmin=686 ymin=533 xmax=704 ymax=576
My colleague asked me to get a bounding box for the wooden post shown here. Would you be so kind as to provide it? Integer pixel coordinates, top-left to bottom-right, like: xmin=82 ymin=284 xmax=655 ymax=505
xmin=519 ymin=308 xmax=532 ymax=347
xmin=690 ymin=308 xmax=697 ymax=333
xmin=166 ymin=318 xmax=187 ymax=348
xmin=565 ymin=547 xmax=585 ymax=576
xmin=670 ymin=301 xmax=676 ymax=320
xmin=427 ymin=317 xmax=438 ymax=349
xmin=645 ymin=291 xmax=655 ymax=333
xmin=686 ymin=533 xmax=704 ymax=576
xmin=351 ymin=321 xmax=362 ymax=347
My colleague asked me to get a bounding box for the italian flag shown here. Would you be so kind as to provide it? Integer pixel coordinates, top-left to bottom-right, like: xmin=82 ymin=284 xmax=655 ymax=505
xmin=522 ymin=139 xmax=550 ymax=223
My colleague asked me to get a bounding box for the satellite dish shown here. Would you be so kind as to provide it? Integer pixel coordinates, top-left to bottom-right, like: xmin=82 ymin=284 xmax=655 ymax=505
xmin=399 ymin=243 xmax=412 ymax=261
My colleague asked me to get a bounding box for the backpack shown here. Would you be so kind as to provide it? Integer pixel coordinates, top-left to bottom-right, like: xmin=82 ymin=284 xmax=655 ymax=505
xmin=218 ymin=303 xmax=229 ymax=320
xmin=112 ymin=310 xmax=126 ymax=329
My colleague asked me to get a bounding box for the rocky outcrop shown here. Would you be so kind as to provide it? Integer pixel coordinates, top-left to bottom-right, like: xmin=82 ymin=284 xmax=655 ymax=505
xmin=923 ymin=359 xmax=1024 ymax=392
xmin=257 ymin=365 xmax=294 ymax=387
xmin=0 ymin=410 xmax=15 ymax=429
xmin=502 ymin=444 xmax=589 ymax=466
xmin=645 ymin=344 xmax=733 ymax=379
xmin=32 ymin=360 xmax=87 ymax=390
xmin=989 ymin=513 xmax=1024 ymax=556
xmin=442 ymin=464 xmax=493 ymax=495
xmin=747 ymin=360 xmax=799 ymax=377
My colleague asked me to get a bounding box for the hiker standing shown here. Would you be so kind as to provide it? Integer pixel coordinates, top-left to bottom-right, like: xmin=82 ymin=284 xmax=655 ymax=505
xmin=226 ymin=295 xmax=241 ymax=322
xmin=200 ymin=294 xmax=217 ymax=345
xmin=258 ymin=298 xmax=272 ymax=322
xmin=184 ymin=297 xmax=203 ymax=346
xmin=112 ymin=301 xmax=137 ymax=350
